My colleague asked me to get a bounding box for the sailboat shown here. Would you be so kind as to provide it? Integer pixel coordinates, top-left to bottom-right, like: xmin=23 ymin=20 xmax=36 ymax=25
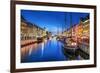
xmin=62 ymin=13 xmax=79 ymax=60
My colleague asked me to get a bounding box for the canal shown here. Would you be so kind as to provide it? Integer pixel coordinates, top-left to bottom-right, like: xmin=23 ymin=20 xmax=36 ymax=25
xmin=21 ymin=37 xmax=68 ymax=63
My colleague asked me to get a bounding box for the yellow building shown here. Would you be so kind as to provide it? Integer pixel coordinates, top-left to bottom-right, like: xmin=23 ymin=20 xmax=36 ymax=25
xmin=21 ymin=16 xmax=47 ymax=41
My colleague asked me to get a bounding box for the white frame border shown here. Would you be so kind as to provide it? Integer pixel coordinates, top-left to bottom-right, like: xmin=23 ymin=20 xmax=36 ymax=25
xmin=15 ymin=4 xmax=94 ymax=69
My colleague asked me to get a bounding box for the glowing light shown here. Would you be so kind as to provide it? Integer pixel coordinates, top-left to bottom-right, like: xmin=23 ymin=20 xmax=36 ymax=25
xmin=71 ymin=42 xmax=77 ymax=46
xmin=41 ymin=43 xmax=45 ymax=56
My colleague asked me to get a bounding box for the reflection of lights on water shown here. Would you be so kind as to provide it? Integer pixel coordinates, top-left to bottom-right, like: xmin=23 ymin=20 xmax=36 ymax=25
xmin=29 ymin=47 xmax=32 ymax=56
xmin=21 ymin=43 xmax=38 ymax=56
xmin=41 ymin=42 xmax=45 ymax=56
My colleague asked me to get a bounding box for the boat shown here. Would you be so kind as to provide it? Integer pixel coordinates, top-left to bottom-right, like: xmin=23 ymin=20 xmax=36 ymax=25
xmin=37 ymin=37 xmax=43 ymax=43
xmin=62 ymin=38 xmax=80 ymax=60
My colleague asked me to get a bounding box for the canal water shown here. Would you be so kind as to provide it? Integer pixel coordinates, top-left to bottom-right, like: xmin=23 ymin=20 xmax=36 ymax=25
xmin=21 ymin=37 xmax=68 ymax=63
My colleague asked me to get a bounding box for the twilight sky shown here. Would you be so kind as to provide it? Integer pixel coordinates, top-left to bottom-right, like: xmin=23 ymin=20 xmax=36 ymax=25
xmin=21 ymin=10 xmax=89 ymax=35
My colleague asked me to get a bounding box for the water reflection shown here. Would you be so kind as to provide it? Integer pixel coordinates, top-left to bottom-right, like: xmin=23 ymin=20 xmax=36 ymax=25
xmin=21 ymin=38 xmax=67 ymax=63
xmin=41 ymin=42 xmax=44 ymax=56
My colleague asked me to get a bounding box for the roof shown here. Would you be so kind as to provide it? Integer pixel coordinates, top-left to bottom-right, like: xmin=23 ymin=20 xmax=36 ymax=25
xmin=21 ymin=15 xmax=44 ymax=30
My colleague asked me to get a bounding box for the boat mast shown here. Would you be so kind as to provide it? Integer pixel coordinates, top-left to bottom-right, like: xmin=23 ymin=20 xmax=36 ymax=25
xmin=65 ymin=13 xmax=67 ymax=32
xmin=70 ymin=13 xmax=72 ymax=39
